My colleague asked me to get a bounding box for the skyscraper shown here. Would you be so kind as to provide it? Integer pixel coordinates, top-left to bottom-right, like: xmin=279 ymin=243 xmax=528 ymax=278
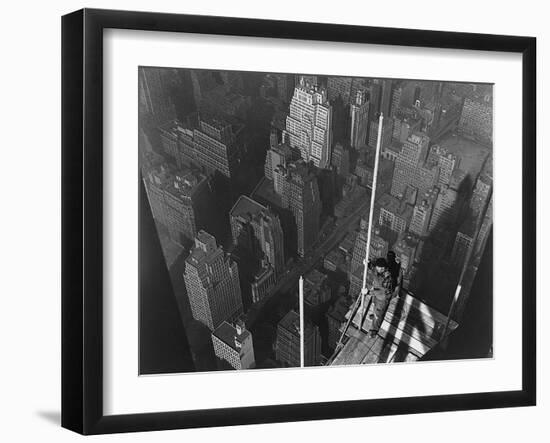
xmin=368 ymin=118 xmax=394 ymax=150
xmin=273 ymin=73 xmax=294 ymax=104
xmin=275 ymin=310 xmax=321 ymax=367
xmin=158 ymin=116 xmax=241 ymax=179
xmin=391 ymin=132 xmax=431 ymax=198
xmin=379 ymin=79 xmax=393 ymax=118
xmin=193 ymin=117 xmax=240 ymax=178
xmin=368 ymin=80 xmax=382 ymax=122
xmin=275 ymin=161 xmax=322 ymax=257
xmin=250 ymin=266 xmax=277 ymax=304
xmin=142 ymin=155 xmax=213 ymax=246
xmin=409 ymin=187 xmax=439 ymax=237
xmin=138 ymin=67 xmax=176 ymax=125
xmin=184 ymin=231 xmax=243 ymax=331
xmin=390 ymin=85 xmax=403 ymax=117
xmin=458 ymin=95 xmax=493 ymax=143
xmin=470 ymin=173 xmax=493 ymax=214
xmin=378 ymin=193 xmax=413 ymax=235
xmin=392 ymin=112 xmax=423 ymax=143
xmin=327 ymin=76 xmax=352 ymax=104
xmin=427 ymin=145 xmax=461 ymax=188
xmin=349 ymin=90 xmax=369 ymax=149
xmin=211 ymin=320 xmax=255 ymax=370
xmin=331 ymin=142 xmax=350 ymax=177
xmin=451 ymin=217 xmax=476 ymax=268
xmin=303 ymin=269 xmax=332 ymax=308
xmin=230 ymin=195 xmax=285 ymax=276
xmin=295 ymin=74 xmax=318 ymax=88
xmin=264 ymin=140 xmax=299 ymax=184
xmin=285 ymin=78 xmax=333 ymax=168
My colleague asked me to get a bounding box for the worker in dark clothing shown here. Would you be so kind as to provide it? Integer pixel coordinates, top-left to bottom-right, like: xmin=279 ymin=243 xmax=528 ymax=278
xmin=386 ymin=251 xmax=403 ymax=298
xmin=366 ymin=257 xmax=394 ymax=338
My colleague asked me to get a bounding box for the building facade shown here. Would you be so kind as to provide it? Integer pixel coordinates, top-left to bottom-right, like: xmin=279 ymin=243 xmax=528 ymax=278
xmin=368 ymin=117 xmax=394 ymax=150
xmin=378 ymin=193 xmax=413 ymax=235
xmin=349 ymin=90 xmax=369 ymax=149
xmin=285 ymin=78 xmax=333 ymax=168
xmin=327 ymin=76 xmax=353 ymax=104
xmin=303 ymin=269 xmax=332 ymax=307
xmin=391 ymin=132 xmax=430 ymax=198
xmin=275 ymin=310 xmax=322 ymax=367
xmin=452 ymin=217 xmax=476 ymax=268
xmin=275 ymin=161 xmax=322 ymax=257
xmin=230 ymin=195 xmax=285 ymax=275
xmin=211 ymin=320 xmax=255 ymax=370
xmin=458 ymin=96 xmax=493 ymax=143
xmin=184 ymin=231 xmax=243 ymax=331
xmin=138 ymin=67 xmax=176 ymax=125
xmin=427 ymin=144 xmax=461 ymax=188
xmin=331 ymin=142 xmax=351 ymax=177
xmin=409 ymin=187 xmax=439 ymax=237
xmin=158 ymin=116 xmax=241 ymax=179
xmin=250 ymin=266 xmax=277 ymax=304
xmin=142 ymin=157 xmax=212 ymax=246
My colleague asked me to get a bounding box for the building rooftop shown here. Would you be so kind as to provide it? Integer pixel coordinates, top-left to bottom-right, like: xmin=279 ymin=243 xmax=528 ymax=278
xmin=186 ymin=231 xmax=221 ymax=268
xmin=212 ymin=321 xmax=251 ymax=352
xmin=387 ymin=140 xmax=404 ymax=154
xmin=284 ymin=160 xmax=318 ymax=182
xmin=158 ymin=118 xmax=195 ymax=138
xmin=230 ymin=195 xmax=266 ymax=220
xmin=394 ymin=233 xmax=420 ymax=251
xmin=278 ymin=310 xmax=317 ymax=337
xmin=251 ymin=176 xmax=283 ymax=209
xmin=378 ymin=193 xmax=413 ymax=220
xmin=339 ymin=232 xmax=357 ymax=255
xmin=278 ymin=310 xmax=301 ymax=335
xmin=438 ymin=134 xmax=490 ymax=178
xmin=417 ymin=187 xmax=439 ymax=206
xmin=272 ymin=141 xmax=295 ymax=157
xmin=143 ymin=159 xmax=207 ymax=199
xmin=305 ymin=269 xmax=327 ymax=287
xmin=325 ymin=249 xmax=345 ymax=267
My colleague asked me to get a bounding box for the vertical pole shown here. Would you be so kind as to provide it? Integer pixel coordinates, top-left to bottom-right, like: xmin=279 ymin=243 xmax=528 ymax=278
xmin=360 ymin=114 xmax=384 ymax=320
xmin=299 ymin=275 xmax=304 ymax=368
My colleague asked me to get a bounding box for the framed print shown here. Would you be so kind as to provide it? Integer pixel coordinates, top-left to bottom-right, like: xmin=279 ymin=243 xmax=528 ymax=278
xmin=61 ymin=8 xmax=536 ymax=435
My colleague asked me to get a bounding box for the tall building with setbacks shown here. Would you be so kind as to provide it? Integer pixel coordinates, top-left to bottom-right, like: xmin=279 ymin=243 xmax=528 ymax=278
xmin=184 ymin=231 xmax=243 ymax=331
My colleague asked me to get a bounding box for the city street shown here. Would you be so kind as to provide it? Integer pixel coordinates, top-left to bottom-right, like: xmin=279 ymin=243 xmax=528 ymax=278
xmin=246 ymin=194 xmax=372 ymax=327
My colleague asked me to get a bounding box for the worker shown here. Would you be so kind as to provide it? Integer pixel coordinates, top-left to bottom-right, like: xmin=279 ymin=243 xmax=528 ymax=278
xmin=386 ymin=251 xmax=403 ymax=298
xmin=366 ymin=257 xmax=394 ymax=338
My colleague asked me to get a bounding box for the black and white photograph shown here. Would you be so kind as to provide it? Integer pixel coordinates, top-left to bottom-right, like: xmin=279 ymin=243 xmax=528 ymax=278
xmin=138 ymin=68 xmax=494 ymax=374
xmin=0 ymin=0 xmax=544 ymax=439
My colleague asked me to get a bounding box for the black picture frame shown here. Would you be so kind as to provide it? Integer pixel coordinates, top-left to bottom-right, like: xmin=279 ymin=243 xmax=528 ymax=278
xmin=61 ymin=8 xmax=536 ymax=435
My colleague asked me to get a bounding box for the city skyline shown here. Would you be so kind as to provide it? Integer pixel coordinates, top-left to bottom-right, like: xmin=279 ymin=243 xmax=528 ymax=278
xmin=139 ymin=67 xmax=493 ymax=374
